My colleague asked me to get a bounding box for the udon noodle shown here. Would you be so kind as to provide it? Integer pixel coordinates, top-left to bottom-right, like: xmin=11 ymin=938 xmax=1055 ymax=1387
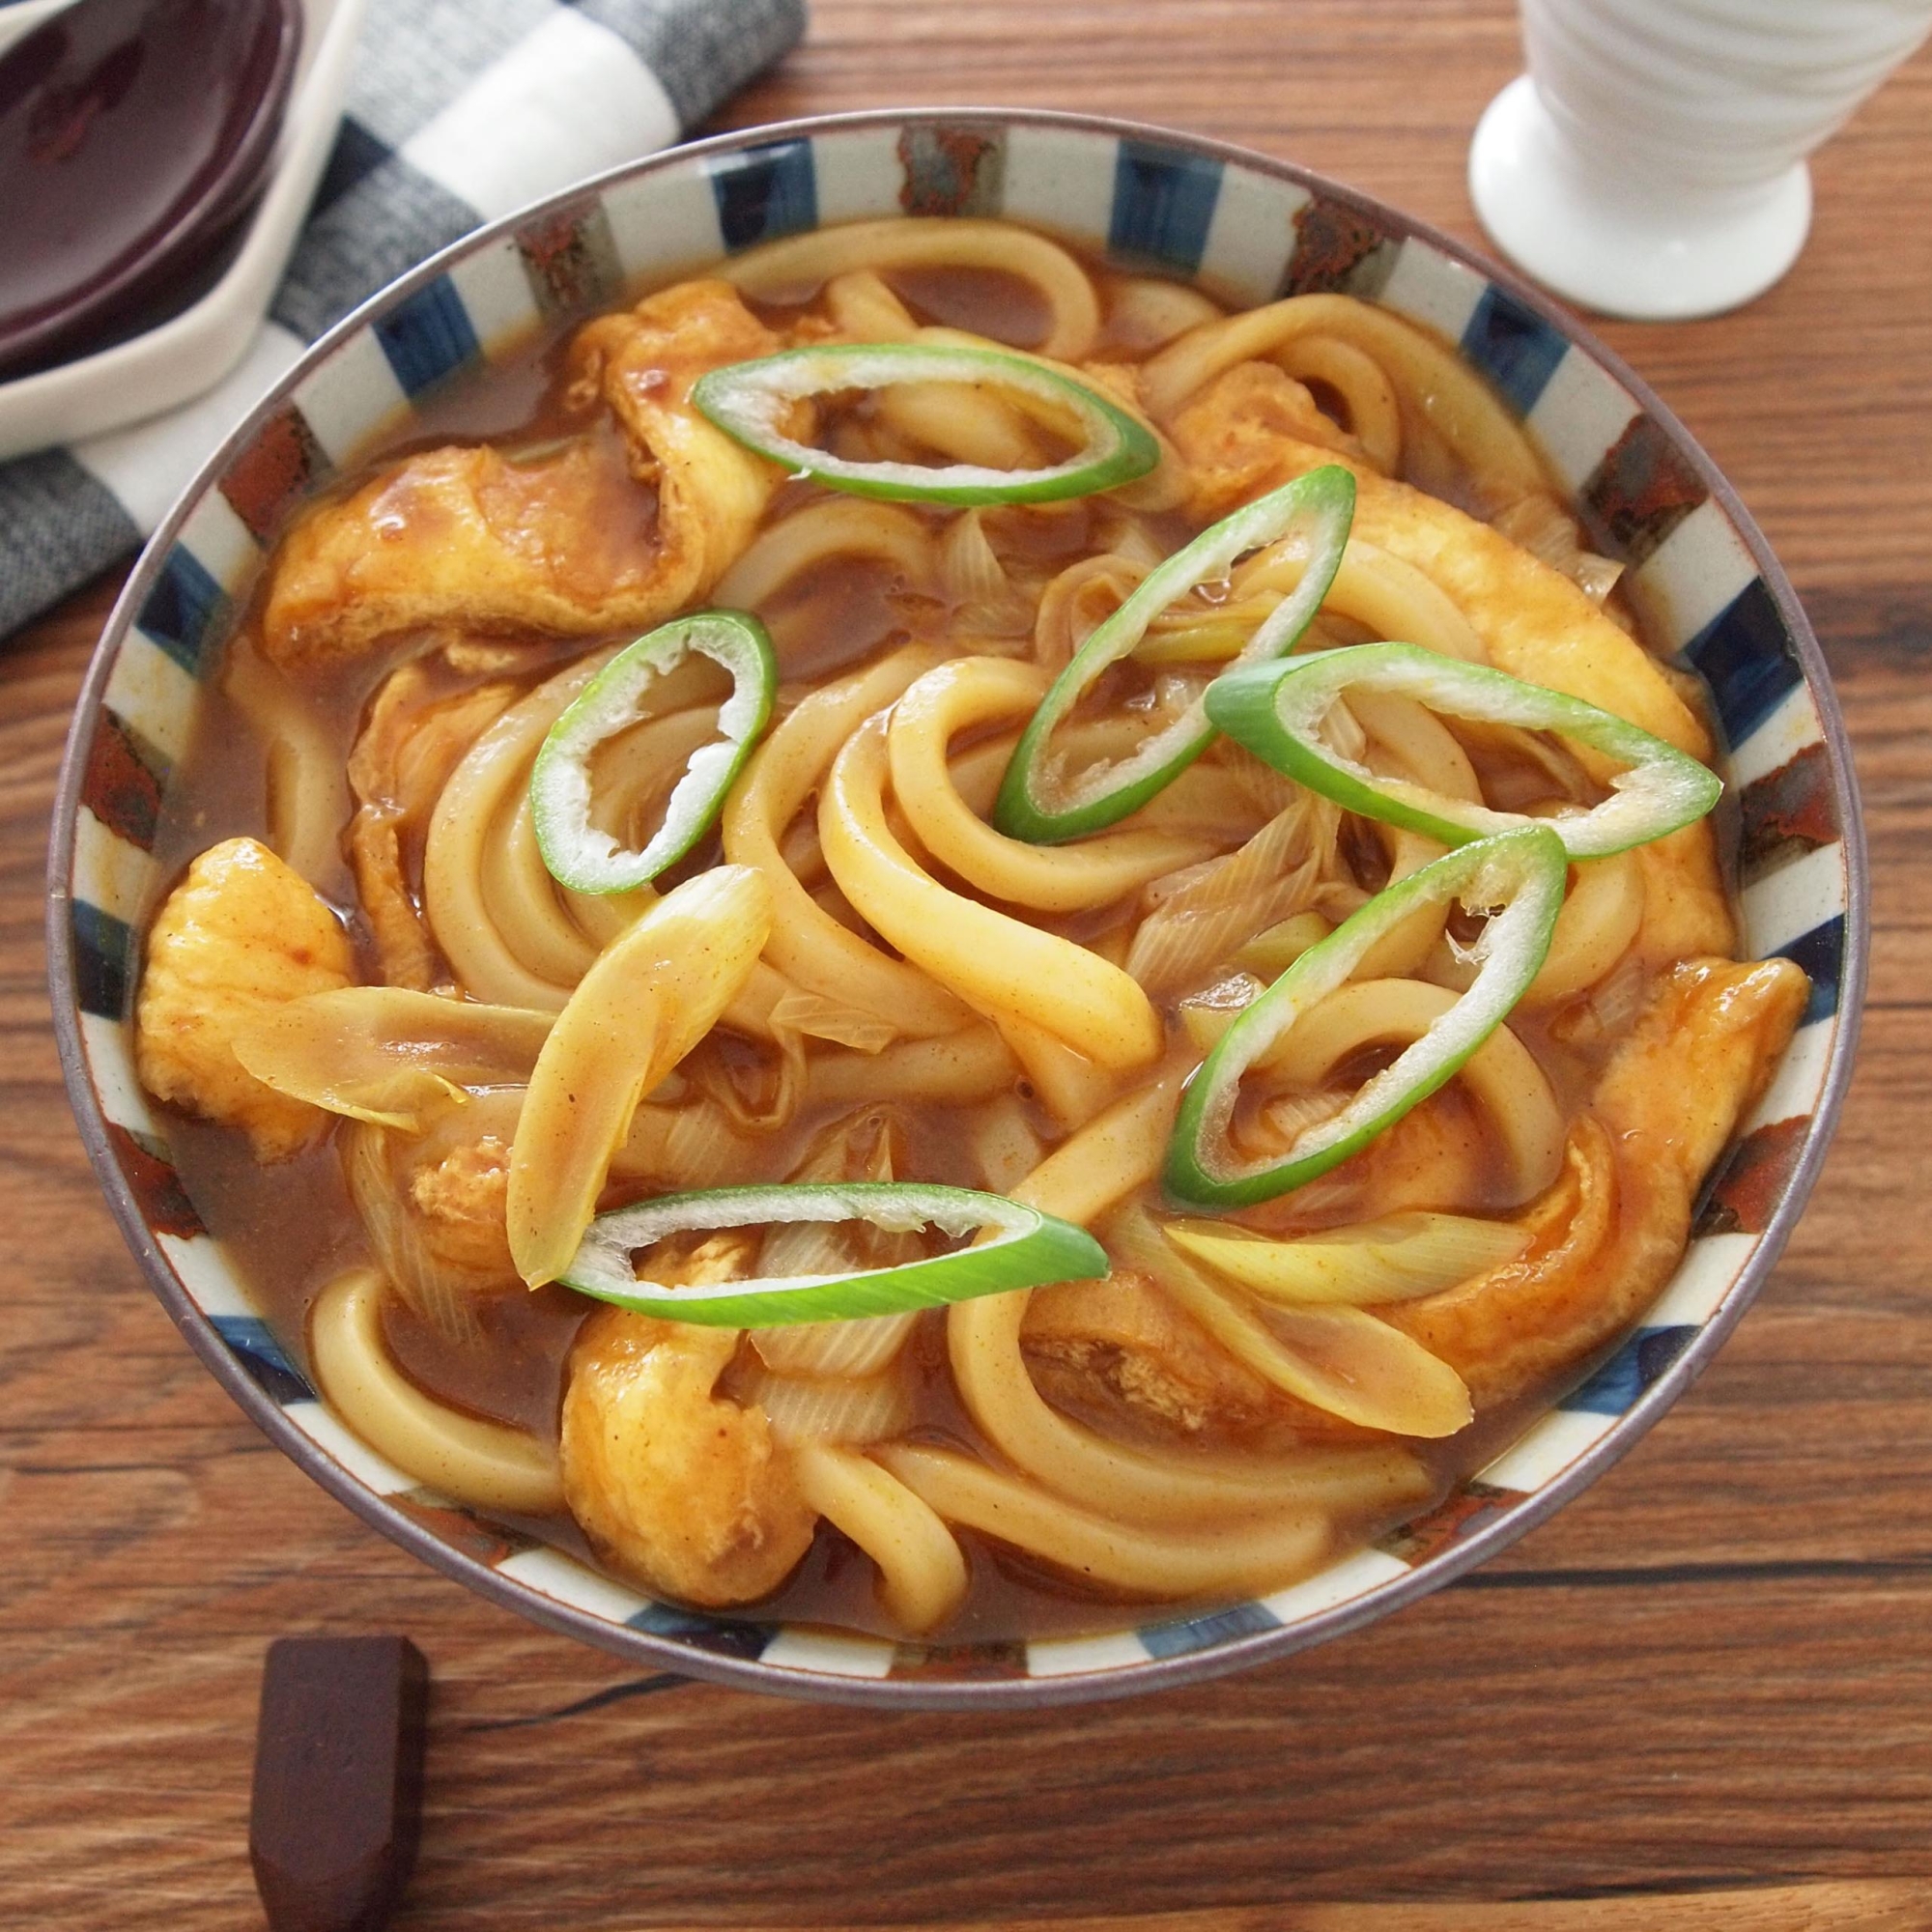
xmin=132 ymin=217 xmax=1807 ymax=1639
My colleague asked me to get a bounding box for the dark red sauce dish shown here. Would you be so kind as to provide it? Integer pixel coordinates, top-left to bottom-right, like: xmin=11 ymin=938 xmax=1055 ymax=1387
xmin=0 ymin=0 xmax=302 ymax=377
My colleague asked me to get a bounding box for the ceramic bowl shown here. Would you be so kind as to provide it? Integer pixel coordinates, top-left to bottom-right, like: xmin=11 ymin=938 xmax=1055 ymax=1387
xmin=48 ymin=109 xmax=1866 ymax=1708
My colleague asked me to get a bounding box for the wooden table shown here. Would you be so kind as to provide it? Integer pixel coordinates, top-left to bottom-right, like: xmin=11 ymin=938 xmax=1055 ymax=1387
xmin=5 ymin=5 xmax=1930 ymax=1927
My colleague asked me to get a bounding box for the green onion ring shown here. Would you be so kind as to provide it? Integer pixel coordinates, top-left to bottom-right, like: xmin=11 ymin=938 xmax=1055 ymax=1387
xmin=1165 ymin=824 xmax=1568 ymax=1210
xmin=529 ymin=611 xmax=776 ymax=895
xmin=1205 ymin=640 xmax=1721 ymax=859
xmin=992 ymin=465 xmax=1356 ymax=843
xmin=691 ymin=342 xmax=1160 ymax=505
xmin=559 ymin=1180 xmax=1107 ymax=1326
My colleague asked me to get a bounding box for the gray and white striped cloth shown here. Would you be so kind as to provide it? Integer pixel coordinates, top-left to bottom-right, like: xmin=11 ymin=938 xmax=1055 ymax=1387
xmin=0 ymin=0 xmax=805 ymax=639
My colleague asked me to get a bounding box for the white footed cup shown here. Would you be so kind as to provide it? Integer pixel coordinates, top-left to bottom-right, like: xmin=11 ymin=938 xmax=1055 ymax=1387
xmin=1468 ymin=0 xmax=1932 ymax=320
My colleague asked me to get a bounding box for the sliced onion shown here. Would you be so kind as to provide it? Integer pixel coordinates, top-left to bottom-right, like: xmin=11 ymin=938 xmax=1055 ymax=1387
xmin=1126 ymin=796 xmax=1334 ymax=998
xmin=233 ymin=988 xmax=551 ymax=1132
xmin=751 ymin=1310 xmax=921 ymax=1379
xmin=770 ymin=988 xmax=900 ymax=1055
xmin=1178 ymin=972 xmax=1268 ymax=1055
xmin=1233 ymin=911 xmax=1333 ymax=979
xmin=968 ymin=1092 xmax=1047 ymax=1194
xmin=733 ymin=1362 xmax=914 ymax=1445
xmin=749 ymin=1207 xmax=923 ymax=1378
xmin=1163 ymin=1211 xmax=1529 ymax=1306
xmin=939 ymin=509 xmax=1033 ymax=638
xmin=1112 ymin=1208 xmax=1472 ymax=1437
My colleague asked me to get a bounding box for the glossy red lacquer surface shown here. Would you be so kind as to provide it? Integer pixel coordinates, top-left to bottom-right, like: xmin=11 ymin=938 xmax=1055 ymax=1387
xmin=0 ymin=0 xmax=300 ymax=374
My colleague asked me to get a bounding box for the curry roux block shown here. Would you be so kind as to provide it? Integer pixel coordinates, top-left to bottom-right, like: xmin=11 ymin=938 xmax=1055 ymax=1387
xmin=249 ymin=1635 xmax=429 ymax=1932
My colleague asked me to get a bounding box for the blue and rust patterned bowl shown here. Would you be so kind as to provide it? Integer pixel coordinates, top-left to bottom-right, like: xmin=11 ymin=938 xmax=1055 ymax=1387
xmin=47 ymin=109 xmax=1865 ymax=1706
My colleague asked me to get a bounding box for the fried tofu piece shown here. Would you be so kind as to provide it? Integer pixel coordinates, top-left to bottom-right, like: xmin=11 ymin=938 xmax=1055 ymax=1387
xmin=263 ymin=433 xmax=662 ymax=668
xmin=407 ymin=1135 xmax=516 ymax=1285
xmin=260 ymin=282 xmax=781 ymax=668
xmin=1389 ymin=955 xmax=1808 ymax=1409
xmin=346 ymin=665 xmax=517 ymax=988
xmin=1027 ymin=957 xmax=1804 ymax=1445
xmin=1345 ymin=467 xmax=1713 ymax=763
xmin=1022 ymin=1103 xmax=1490 ymax=1447
xmin=1165 ymin=398 xmax=1735 ymax=963
xmin=1160 ymin=361 xmax=1363 ymax=511
xmin=1165 ymin=363 xmax=1352 ymax=526
xmin=135 ymin=838 xmax=355 ymax=1160
xmin=1633 ymin=823 xmax=1738 ymax=968
xmin=1023 ymin=1267 xmax=1278 ymax=1438
xmin=1165 ymin=358 xmax=1738 ymax=967
xmin=561 ymin=1249 xmax=816 ymax=1606
xmin=569 ymin=277 xmax=781 ymax=590
xmin=1166 ymin=405 xmax=1711 ymax=763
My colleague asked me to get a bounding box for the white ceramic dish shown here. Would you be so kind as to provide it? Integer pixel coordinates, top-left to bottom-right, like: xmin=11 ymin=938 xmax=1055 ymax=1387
xmin=0 ymin=0 xmax=365 ymax=462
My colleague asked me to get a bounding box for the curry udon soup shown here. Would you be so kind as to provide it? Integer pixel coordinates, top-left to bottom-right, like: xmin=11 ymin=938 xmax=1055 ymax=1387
xmin=134 ymin=216 xmax=1807 ymax=1642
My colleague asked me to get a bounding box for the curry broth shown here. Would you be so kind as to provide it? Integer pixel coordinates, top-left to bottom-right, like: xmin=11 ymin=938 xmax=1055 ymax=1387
xmin=149 ymin=233 xmax=1755 ymax=1644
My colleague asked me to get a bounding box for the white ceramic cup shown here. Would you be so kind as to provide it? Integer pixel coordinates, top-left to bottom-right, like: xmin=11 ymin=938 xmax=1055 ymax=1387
xmin=1468 ymin=0 xmax=1932 ymax=320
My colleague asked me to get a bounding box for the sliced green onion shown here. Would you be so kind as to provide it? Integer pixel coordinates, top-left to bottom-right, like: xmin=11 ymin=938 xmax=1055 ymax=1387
xmin=1204 ymin=640 xmax=1721 ymax=859
xmin=691 ymin=342 xmax=1159 ymax=505
xmin=992 ymin=466 xmax=1356 ymax=843
xmin=1164 ymin=824 xmax=1567 ymax=1210
xmin=559 ymin=1180 xmax=1106 ymax=1327
xmin=530 ymin=611 xmax=776 ymax=895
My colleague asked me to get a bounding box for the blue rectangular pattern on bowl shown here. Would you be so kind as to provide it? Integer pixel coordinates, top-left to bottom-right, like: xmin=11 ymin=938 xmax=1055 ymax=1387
xmin=711 ymin=137 xmax=818 ymax=251
xmin=135 ymin=546 xmax=230 ymax=679
xmin=1458 ymin=283 xmax=1570 ymax=416
xmin=1109 ymin=139 xmax=1223 ymax=275
xmin=58 ymin=115 xmax=1856 ymax=1698
xmin=373 ymin=274 xmax=484 ymax=396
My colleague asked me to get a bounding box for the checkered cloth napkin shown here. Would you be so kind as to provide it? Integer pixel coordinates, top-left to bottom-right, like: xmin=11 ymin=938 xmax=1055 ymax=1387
xmin=0 ymin=0 xmax=806 ymax=640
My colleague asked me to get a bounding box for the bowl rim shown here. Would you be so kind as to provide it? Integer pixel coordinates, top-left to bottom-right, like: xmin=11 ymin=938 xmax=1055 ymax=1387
xmin=46 ymin=103 xmax=1870 ymax=1710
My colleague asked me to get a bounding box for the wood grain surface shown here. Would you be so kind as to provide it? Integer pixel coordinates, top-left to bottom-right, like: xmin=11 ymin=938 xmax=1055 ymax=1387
xmin=4 ymin=4 xmax=1930 ymax=1927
